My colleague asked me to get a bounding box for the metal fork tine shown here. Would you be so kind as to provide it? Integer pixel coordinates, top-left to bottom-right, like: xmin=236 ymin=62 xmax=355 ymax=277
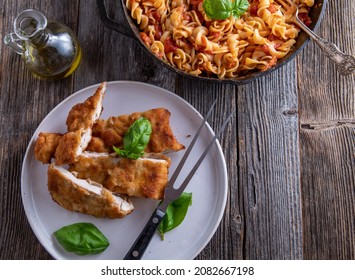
xmin=173 ymin=111 xmax=234 ymax=195
xmin=123 ymin=108 xmax=234 ymax=259
xmin=160 ymin=110 xmax=234 ymax=210
xmin=166 ymin=99 xmax=217 ymax=189
xmin=276 ymin=0 xmax=289 ymax=8
xmin=274 ymin=0 xmax=297 ymax=19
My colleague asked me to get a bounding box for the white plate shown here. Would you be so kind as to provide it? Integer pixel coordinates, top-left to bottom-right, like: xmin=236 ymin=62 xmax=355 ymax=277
xmin=21 ymin=81 xmax=228 ymax=260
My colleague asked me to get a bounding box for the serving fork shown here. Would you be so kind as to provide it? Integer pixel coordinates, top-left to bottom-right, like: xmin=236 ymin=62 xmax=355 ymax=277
xmin=124 ymin=100 xmax=234 ymax=260
xmin=274 ymin=0 xmax=355 ymax=75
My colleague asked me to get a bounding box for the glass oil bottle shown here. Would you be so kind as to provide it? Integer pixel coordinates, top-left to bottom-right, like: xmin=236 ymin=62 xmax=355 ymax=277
xmin=4 ymin=9 xmax=81 ymax=79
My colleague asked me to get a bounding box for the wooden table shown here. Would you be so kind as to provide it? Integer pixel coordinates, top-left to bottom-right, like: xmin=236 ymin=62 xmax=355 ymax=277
xmin=0 ymin=0 xmax=354 ymax=260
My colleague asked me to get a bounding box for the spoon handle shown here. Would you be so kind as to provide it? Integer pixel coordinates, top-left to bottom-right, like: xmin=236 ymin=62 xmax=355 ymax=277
xmin=295 ymin=17 xmax=355 ymax=76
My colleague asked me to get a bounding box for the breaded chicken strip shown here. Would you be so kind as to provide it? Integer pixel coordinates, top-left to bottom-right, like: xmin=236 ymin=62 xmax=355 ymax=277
xmin=34 ymin=135 xmax=108 ymax=164
xmin=34 ymin=132 xmax=62 ymax=164
xmin=54 ymin=82 xmax=107 ymax=165
xmin=85 ymin=136 xmax=111 ymax=153
xmin=54 ymin=129 xmax=91 ymax=165
xmin=34 ymin=107 xmax=184 ymax=164
xmin=66 ymin=82 xmax=106 ymax=132
xmin=92 ymin=108 xmax=185 ymax=153
xmin=48 ymin=163 xmax=134 ymax=218
xmin=69 ymin=152 xmax=170 ymax=200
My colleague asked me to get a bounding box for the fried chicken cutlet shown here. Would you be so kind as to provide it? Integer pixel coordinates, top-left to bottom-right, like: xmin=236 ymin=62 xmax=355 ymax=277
xmin=69 ymin=152 xmax=170 ymax=200
xmin=66 ymin=82 xmax=106 ymax=132
xmin=54 ymin=129 xmax=92 ymax=165
xmin=48 ymin=163 xmax=134 ymax=218
xmin=34 ymin=107 xmax=184 ymax=164
xmin=54 ymin=82 xmax=106 ymax=165
xmin=92 ymin=108 xmax=185 ymax=153
xmin=35 ymin=135 xmax=110 ymax=164
xmin=34 ymin=132 xmax=62 ymax=164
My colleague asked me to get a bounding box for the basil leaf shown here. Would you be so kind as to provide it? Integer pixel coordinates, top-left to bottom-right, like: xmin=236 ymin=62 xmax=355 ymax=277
xmin=112 ymin=145 xmax=126 ymax=158
xmin=232 ymin=0 xmax=250 ymax=18
xmin=203 ymin=0 xmax=249 ymax=20
xmin=113 ymin=117 xmax=152 ymax=160
xmin=158 ymin=192 xmax=193 ymax=240
xmin=203 ymin=0 xmax=233 ymax=20
xmin=54 ymin=223 xmax=109 ymax=255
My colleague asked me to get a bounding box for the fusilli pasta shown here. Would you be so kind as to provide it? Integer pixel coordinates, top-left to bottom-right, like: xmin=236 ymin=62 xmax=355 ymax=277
xmin=126 ymin=0 xmax=314 ymax=78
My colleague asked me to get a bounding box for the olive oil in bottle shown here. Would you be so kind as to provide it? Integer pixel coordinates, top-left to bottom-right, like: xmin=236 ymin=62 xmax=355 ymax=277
xmin=4 ymin=9 xmax=81 ymax=79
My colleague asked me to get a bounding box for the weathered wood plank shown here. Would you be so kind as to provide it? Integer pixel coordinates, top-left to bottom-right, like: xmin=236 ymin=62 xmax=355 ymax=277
xmin=0 ymin=0 xmax=80 ymax=260
xmin=297 ymin=0 xmax=355 ymax=259
xmin=300 ymin=126 xmax=355 ymax=259
xmin=73 ymin=0 xmax=177 ymax=91
xmin=237 ymin=64 xmax=303 ymax=259
xmin=1 ymin=0 xmax=353 ymax=261
xmin=297 ymin=0 xmax=355 ymax=123
xmin=173 ymin=78 xmax=239 ymax=260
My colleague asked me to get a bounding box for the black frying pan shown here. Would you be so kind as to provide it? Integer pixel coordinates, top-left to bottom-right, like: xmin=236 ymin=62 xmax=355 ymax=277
xmin=97 ymin=0 xmax=327 ymax=84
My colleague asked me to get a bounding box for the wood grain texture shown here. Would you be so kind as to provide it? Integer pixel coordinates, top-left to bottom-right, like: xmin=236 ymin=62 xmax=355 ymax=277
xmin=297 ymin=0 xmax=355 ymax=259
xmin=237 ymin=65 xmax=303 ymax=259
xmin=0 ymin=0 xmax=79 ymax=260
xmin=297 ymin=0 xmax=355 ymax=123
xmin=300 ymin=126 xmax=355 ymax=259
xmin=174 ymin=79 xmax=239 ymax=260
xmin=0 ymin=0 xmax=354 ymax=260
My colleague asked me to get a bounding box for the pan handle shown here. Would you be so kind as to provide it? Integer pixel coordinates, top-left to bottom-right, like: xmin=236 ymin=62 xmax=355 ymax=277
xmin=96 ymin=0 xmax=134 ymax=38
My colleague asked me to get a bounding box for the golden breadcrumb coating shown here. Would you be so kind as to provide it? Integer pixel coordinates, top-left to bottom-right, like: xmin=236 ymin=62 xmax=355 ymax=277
xmin=48 ymin=163 xmax=134 ymax=219
xmin=93 ymin=108 xmax=185 ymax=153
xmin=85 ymin=136 xmax=112 ymax=153
xmin=34 ymin=107 xmax=184 ymax=164
xmin=66 ymin=82 xmax=106 ymax=132
xmin=34 ymin=132 xmax=63 ymax=164
xmin=69 ymin=152 xmax=170 ymax=199
xmin=54 ymin=82 xmax=107 ymax=165
xmin=54 ymin=130 xmax=87 ymax=165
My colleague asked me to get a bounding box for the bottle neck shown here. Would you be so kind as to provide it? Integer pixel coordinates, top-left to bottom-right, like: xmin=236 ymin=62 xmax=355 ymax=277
xmin=13 ymin=9 xmax=49 ymax=46
xmin=26 ymin=28 xmax=49 ymax=46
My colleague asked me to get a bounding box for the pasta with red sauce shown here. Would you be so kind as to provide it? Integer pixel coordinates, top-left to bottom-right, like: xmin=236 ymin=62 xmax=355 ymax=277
xmin=126 ymin=0 xmax=314 ymax=78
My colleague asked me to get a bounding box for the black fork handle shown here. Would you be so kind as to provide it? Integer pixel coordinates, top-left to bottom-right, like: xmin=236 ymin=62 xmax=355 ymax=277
xmin=123 ymin=208 xmax=165 ymax=260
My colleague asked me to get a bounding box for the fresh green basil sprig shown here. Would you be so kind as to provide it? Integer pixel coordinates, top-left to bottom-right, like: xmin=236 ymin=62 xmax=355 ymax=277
xmin=54 ymin=222 xmax=110 ymax=255
xmin=158 ymin=192 xmax=193 ymax=240
xmin=203 ymin=0 xmax=249 ymax=20
xmin=113 ymin=117 xmax=152 ymax=160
